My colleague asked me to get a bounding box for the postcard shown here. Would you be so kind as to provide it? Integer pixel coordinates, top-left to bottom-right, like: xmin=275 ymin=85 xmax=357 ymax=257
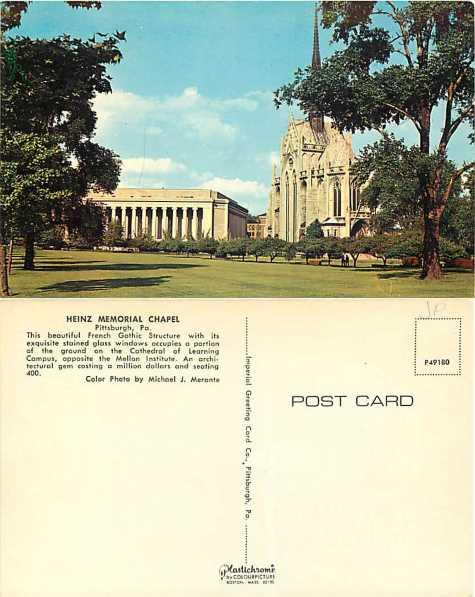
xmin=0 ymin=1 xmax=473 ymax=595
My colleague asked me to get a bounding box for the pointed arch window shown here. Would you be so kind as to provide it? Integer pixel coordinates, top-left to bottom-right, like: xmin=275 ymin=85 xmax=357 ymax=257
xmin=333 ymin=180 xmax=342 ymax=217
xmin=351 ymin=185 xmax=360 ymax=212
xmin=285 ymin=174 xmax=290 ymax=239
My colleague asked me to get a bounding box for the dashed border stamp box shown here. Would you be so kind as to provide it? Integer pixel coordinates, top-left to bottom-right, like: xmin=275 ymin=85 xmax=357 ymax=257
xmin=414 ymin=318 xmax=462 ymax=376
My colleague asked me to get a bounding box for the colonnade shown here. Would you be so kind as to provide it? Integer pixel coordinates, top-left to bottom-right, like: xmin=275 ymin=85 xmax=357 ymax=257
xmin=105 ymin=205 xmax=206 ymax=240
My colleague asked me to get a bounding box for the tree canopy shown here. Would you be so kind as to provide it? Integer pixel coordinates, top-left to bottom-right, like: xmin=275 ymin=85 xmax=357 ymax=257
xmin=1 ymin=31 xmax=123 ymax=270
xmin=0 ymin=1 xmax=102 ymax=33
xmin=275 ymin=1 xmax=474 ymax=279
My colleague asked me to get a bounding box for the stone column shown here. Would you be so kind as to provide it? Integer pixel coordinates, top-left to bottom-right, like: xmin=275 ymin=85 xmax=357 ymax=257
xmin=177 ymin=209 xmax=184 ymax=239
xmin=170 ymin=207 xmax=177 ymax=238
xmin=123 ymin=207 xmax=129 ymax=238
xmin=157 ymin=208 xmax=163 ymax=239
xmin=115 ymin=205 xmax=124 ymax=235
xmin=163 ymin=208 xmax=169 ymax=237
xmin=186 ymin=208 xmax=192 ymax=239
xmin=145 ymin=207 xmax=151 ymax=236
xmin=192 ymin=208 xmax=200 ymax=240
xmin=133 ymin=207 xmax=140 ymax=238
xmin=150 ymin=207 xmax=157 ymax=239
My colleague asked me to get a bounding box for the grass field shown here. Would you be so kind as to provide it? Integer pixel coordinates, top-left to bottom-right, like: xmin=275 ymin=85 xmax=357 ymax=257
xmin=7 ymin=248 xmax=474 ymax=298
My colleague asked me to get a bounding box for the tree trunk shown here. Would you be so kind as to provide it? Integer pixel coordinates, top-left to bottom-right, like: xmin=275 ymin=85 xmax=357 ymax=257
xmin=420 ymin=105 xmax=431 ymax=154
xmin=352 ymin=256 xmax=358 ymax=268
xmin=8 ymin=239 xmax=14 ymax=274
xmin=0 ymin=244 xmax=10 ymax=296
xmin=421 ymin=209 xmax=442 ymax=280
xmin=418 ymin=105 xmax=444 ymax=280
xmin=24 ymin=231 xmax=35 ymax=270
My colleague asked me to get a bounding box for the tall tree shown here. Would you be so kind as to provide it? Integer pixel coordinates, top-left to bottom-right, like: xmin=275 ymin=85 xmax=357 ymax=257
xmin=1 ymin=31 xmax=122 ymax=272
xmin=305 ymin=218 xmax=325 ymax=238
xmin=0 ymin=1 xmax=122 ymax=295
xmin=352 ymin=133 xmax=462 ymax=233
xmin=441 ymin=170 xmax=474 ymax=254
xmin=275 ymin=1 xmax=474 ymax=279
xmin=1 ymin=132 xmax=78 ymax=270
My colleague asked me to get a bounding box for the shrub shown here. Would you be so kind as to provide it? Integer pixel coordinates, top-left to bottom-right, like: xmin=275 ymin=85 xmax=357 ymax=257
xmin=262 ymin=238 xmax=288 ymax=262
xmin=196 ymin=238 xmax=219 ymax=258
xmin=128 ymin=234 xmax=159 ymax=252
xmin=226 ymin=239 xmax=249 ymax=261
xmin=102 ymin=222 xmax=126 ymax=247
xmin=248 ymin=239 xmax=267 ymax=262
xmin=439 ymin=238 xmax=468 ymax=263
xmin=38 ymin=226 xmax=66 ymax=249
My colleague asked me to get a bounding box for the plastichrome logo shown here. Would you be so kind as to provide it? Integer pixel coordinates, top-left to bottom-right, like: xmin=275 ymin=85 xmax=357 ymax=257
xmin=219 ymin=563 xmax=276 ymax=585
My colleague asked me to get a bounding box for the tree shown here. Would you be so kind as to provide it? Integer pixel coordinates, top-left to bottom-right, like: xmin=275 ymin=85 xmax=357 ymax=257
xmin=353 ymin=134 xmax=464 ymax=234
xmin=0 ymin=0 xmax=110 ymax=295
xmin=389 ymin=230 xmax=424 ymax=261
xmin=64 ymin=199 xmax=105 ymax=247
xmin=262 ymin=238 xmax=288 ymax=263
xmin=276 ymin=2 xmax=474 ymax=279
xmin=248 ymin=239 xmax=267 ymax=262
xmin=196 ymin=238 xmax=219 ymax=258
xmin=38 ymin=226 xmax=67 ymax=250
xmin=1 ymin=132 xmax=79 ymax=268
xmin=1 ymin=1 xmax=102 ymax=33
xmin=439 ymin=237 xmax=467 ymax=263
xmin=441 ymin=171 xmax=474 ymax=255
xmin=305 ymin=218 xmax=324 ymax=239
xmin=182 ymin=240 xmax=199 ymax=257
xmin=102 ymin=222 xmax=125 ymax=247
xmin=322 ymin=237 xmax=343 ymax=264
xmin=342 ymin=236 xmax=372 ymax=268
xmin=226 ymin=239 xmax=249 ymax=261
xmin=1 ymin=21 xmax=122 ymax=280
xmin=296 ymin=239 xmax=321 ymax=264
xmin=284 ymin=243 xmax=297 ymax=261
xmin=367 ymin=234 xmax=396 ymax=267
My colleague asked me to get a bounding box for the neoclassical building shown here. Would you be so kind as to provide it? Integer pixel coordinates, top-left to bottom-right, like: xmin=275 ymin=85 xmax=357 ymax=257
xmin=89 ymin=188 xmax=248 ymax=240
xmin=267 ymin=7 xmax=369 ymax=241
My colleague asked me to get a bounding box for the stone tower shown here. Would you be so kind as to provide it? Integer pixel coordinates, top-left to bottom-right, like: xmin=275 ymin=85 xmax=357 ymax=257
xmin=266 ymin=3 xmax=368 ymax=241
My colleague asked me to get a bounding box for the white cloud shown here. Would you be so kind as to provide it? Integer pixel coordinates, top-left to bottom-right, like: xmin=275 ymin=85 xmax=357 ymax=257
xmin=122 ymin=157 xmax=186 ymax=175
xmin=244 ymin=90 xmax=274 ymax=106
xmin=185 ymin=112 xmax=237 ymax=140
xmin=93 ymin=90 xmax=154 ymax=136
xmin=200 ymin=176 xmax=269 ymax=200
xmin=93 ymin=86 xmax=270 ymax=143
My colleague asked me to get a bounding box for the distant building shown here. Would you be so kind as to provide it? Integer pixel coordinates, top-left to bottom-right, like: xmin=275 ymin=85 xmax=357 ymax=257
xmin=90 ymin=188 xmax=248 ymax=240
xmin=247 ymin=213 xmax=268 ymax=239
xmin=266 ymin=6 xmax=369 ymax=240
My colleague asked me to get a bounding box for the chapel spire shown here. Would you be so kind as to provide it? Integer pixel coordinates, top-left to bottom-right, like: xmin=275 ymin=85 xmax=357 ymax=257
xmin=312 ymin=1 xmax=321 ymax=70
xmin=310 ymin=2 xmax=324 ymax=137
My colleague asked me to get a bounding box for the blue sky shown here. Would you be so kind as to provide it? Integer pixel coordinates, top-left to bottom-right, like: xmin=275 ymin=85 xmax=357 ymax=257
xmin=15 ymin=1 xmax=471 ymax=214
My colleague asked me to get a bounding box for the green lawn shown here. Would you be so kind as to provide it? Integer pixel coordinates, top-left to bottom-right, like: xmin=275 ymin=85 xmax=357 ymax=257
xmin=7 ymin=248 xmax=474 ymax=298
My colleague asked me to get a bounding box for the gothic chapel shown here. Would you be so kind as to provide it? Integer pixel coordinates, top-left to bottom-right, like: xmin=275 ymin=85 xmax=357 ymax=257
xmin=267 ymin=5 xmax=369 ymax=240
